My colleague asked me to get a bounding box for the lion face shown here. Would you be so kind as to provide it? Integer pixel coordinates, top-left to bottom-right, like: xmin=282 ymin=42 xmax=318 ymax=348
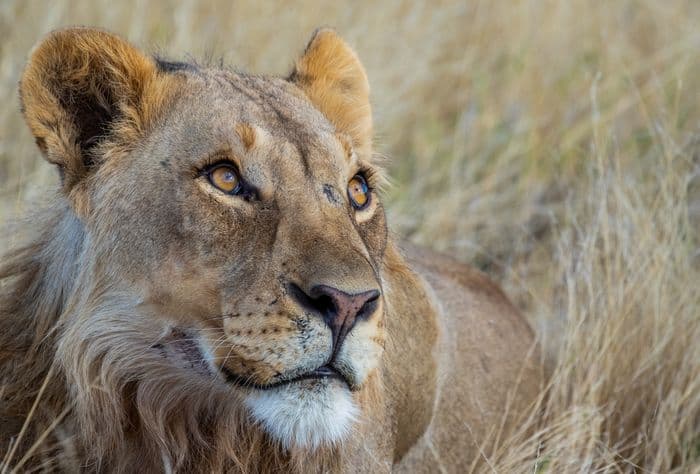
xmin=20 ymin=28 xmax=386 ymax=450
xmin=100 ymin=72 xmax=387 ymax=448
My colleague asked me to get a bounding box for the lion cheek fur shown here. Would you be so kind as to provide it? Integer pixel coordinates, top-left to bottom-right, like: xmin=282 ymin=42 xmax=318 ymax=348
xmin=245 ymin=382 xmax=359 ymax=450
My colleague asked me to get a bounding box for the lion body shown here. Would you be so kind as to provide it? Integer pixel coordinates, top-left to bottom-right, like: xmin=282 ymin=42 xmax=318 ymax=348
xmin=0 ymin=28 xmax=541 ymax=472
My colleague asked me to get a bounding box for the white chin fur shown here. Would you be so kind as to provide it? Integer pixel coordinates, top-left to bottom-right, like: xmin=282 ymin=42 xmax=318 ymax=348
xmin=245 ymin=382 xmax=358 ymax=451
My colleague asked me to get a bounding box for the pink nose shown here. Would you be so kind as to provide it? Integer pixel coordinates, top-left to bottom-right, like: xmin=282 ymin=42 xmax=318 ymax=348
xmin=290 ymin=283 xmax=380 ymax=352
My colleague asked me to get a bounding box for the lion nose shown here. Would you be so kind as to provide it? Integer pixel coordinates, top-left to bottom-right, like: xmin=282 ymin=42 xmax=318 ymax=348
xmin=290 ymin=283 xmax=380 ymax=352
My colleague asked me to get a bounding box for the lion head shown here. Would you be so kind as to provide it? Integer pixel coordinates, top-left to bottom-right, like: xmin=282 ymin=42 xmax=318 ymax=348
xmin=17 ymin=27 xmax=391 ymax=468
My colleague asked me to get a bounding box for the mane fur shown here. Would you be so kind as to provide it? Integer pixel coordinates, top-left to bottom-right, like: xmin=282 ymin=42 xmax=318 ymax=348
xmin=0 ymin=197 xmax=374 ymax=472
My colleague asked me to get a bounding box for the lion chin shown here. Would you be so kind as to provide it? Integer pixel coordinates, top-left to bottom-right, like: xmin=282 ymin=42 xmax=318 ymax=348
xmin=192 ymin=330 xmax=360 ymax=451
xmin=245 ymin=381 xmax=359 ymax=450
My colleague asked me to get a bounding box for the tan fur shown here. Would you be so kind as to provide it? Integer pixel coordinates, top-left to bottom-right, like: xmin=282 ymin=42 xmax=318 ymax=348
xmin=291 ymin=29 xmax=373 ymax=159
xmin=1 ymin=28 xmax=542 ymax=472
xmin=235 ymin=122 xmax=257 ymax=151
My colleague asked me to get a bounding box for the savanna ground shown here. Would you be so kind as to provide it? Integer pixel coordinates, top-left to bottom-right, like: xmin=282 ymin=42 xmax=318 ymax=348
xmin=0 ymin=0 xmax=698 ymax=472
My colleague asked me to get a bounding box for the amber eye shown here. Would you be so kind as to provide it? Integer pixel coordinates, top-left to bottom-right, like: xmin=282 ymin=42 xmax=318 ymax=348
xmin=348 ymin=174 xmax=370 ymax=209
xmin=207 ymin=164 xmax=241 ymax=194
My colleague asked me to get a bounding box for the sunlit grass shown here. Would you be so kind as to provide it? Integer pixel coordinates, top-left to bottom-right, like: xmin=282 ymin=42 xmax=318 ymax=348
xmin=1 ymin=0 xmax=698 ymax=471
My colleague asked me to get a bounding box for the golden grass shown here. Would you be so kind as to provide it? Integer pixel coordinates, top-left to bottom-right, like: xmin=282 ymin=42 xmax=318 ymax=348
xmin=1 ymin=0 xmax=699 ymax=471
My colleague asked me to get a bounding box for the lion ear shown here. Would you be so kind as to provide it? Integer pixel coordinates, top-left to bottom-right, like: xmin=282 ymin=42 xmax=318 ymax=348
xmin=291 ymin=29 xmax=372 ymax=158
xmin=19 ymin=27 xmax=161 ymax=191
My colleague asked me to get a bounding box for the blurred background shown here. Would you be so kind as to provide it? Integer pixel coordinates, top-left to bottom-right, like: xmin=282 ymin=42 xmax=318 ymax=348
xmin=1 ymin=1 xmax=699 ymax=471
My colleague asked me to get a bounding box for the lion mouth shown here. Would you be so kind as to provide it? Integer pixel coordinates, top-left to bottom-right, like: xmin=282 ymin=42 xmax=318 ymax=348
xmin=158 ymin=327 xmax=354 ymax=391
xmin=220 ymin=364 xmax=351 ymax=391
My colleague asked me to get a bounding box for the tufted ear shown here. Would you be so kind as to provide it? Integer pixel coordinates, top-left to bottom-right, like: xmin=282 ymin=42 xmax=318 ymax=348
xmin=290 ymin=29 xmax=372 ymax=158
xmin=19 ymin=27 xmax=165 ymax=192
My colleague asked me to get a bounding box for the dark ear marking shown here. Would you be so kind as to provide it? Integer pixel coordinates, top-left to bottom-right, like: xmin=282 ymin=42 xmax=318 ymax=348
xmin=154 ymin=56 xmax=198 ymax=74
xmin=34 ymin=136 xmax=47 ymax=154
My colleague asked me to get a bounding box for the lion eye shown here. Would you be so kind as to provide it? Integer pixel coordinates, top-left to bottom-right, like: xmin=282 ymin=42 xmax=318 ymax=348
xmin=348 ymin=174 xmax=370 ymax=209
xmin=207 ymin=164 xmax=241 ymax=194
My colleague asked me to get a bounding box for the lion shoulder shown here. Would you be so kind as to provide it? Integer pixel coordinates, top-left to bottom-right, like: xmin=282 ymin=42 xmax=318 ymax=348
xmin=386 ymin=241 xmax=542 ymax=468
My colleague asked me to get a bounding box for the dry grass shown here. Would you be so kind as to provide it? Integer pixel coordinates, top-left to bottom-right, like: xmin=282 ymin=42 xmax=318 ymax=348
xmin=1 ymin=0 xmax=699 ymax=472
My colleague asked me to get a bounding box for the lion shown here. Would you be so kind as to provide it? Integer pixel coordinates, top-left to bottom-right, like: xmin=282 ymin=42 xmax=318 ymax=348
xmin=0 ymin=27 xmax=542 ymax=472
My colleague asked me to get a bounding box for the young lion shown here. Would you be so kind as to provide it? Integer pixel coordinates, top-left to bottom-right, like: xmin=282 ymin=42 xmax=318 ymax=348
xmin=0 ymin=27 xmax=542 ymax=472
